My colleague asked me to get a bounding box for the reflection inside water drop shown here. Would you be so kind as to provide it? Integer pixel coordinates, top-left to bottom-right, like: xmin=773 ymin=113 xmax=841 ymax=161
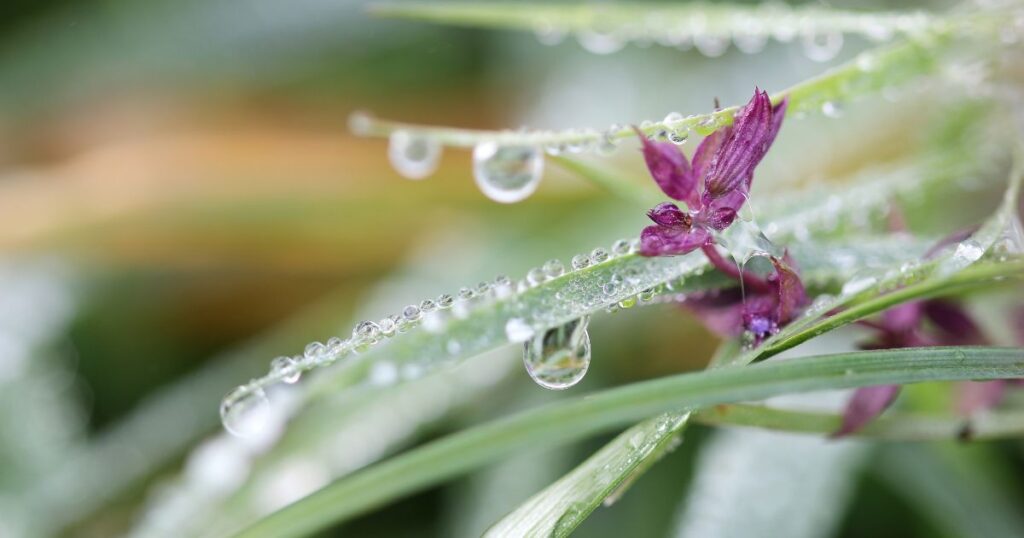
xmin=472 ymin=142 xmax=544 ymax=203
xmin=388 ymin=130 xmax=441 ymax=180
xmin=523 ymin=316 xmax=592 ymax=390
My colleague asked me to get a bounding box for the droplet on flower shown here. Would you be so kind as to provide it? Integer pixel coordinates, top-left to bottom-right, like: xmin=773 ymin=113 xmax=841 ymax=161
xmin=801 ymin=31 xmax=843 ymax=62
xmin=270 ymin=356 xmax=301 ymax=384
xmin=505 ymin=317 xmax=535 ymax=343
xmin=388 ymin=130 xmax=441 ymax=180
xmin=472 ymin=142 xmax=544 ymax=204
xmin=523 ymin=316 xmax=591 ymax=390
xmin=220 ymin=386 xmax=273 ymax=438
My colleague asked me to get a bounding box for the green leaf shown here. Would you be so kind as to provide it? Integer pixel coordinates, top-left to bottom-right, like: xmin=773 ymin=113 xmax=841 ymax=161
xmin=235 ymin=346 xmax=1024 ymax=538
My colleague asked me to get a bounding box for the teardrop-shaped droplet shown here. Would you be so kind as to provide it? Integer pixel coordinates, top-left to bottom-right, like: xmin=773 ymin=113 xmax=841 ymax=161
xmin=220 ymin=386 xmax=273 ymax=438
xmin=523 ymin=316 xmax=591 ymax=390
xmin=388 ymin=130 xmax=441 ymax=180
xmin=472 ymin=142 xmax=543 ymax=203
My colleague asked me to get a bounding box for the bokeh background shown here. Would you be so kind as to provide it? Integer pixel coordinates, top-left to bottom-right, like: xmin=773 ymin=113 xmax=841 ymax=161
xmin=2 ymin=0 xmax=1022 ymax=537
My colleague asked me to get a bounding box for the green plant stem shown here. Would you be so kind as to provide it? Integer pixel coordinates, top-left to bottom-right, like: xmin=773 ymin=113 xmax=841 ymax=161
xmin=234 ymin=346 xmax=1024 ymax=538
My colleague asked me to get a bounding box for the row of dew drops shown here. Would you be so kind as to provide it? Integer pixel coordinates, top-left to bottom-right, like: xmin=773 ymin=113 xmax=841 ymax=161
xmin=367 ymin=71 xmax=861 ymax=206
xmin=220 ymin=236 xmax=692 ymax=437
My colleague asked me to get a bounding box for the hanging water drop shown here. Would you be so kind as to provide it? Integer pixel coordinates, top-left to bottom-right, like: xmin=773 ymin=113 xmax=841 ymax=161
xmin=270 ymin=356 xmax=301 ymax=384
xmin=472 ymin=142 xmax=544 ymax=204
xmin=388 ymin=130 xmax=441 ymax=180
xmin=801 ymin=31 xmax=843 ymax=63
xmin=220 ymin=386 xmax=273 ymax=438
xmin=523 ymin=316 xmax=592 ymax=390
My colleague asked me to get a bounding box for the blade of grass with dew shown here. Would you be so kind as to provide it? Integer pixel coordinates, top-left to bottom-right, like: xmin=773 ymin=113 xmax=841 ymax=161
xmin=349 ymin=24 xmax=971 ymax=148
xmin=482 ymin=157 xmax=1022 ymax=537
xmin=235 ymin=346 xmax=1024 ymax=538
xmin=368 ymin=2 xmax=942 ymax=42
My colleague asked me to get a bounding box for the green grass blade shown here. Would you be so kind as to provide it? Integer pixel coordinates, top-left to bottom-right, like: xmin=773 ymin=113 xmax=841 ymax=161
xmin=234 ymin=346 xmax=1024 ymax=538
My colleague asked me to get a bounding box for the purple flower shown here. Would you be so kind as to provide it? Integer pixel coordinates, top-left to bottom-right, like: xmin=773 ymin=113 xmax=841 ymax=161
xmin=833 ymin=298 xmax=988 ymax=437
xmin=638 ymin=89 xmax=788 ymax=256
xmin=684 ymin=247 xmax=808 ymax=346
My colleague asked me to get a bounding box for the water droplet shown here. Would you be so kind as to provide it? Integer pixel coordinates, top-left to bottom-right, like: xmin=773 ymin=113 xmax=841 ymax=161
xmin=433 ymin=294 xmax=453 ymax=310
xmin=821 ymin=101 xmax=844 ymax=118
xmin=663 ymin=111 xmax=684 ymax=125
xmin=220 ymin=386 xmax=273 ymax=438
xmin=619 ymin=296 xmax=637 ymax=309
xmin=544 ymin=259 xmax=565 ymax=278
xmin=590 ymin=248 xmax=610 ymax=264
xmin=801 ymin=31 xmax=843 ymax=63
xmin=505 ymin=317 xmax=535 ymax=343
xmin=603 ymin=280 xmax=620 ymax=296
xmin=611 ymin=239 xmax=631 ymax=257
xmin=354 ymin=320 xmax=381 ymax=341
xmin=476 ymin=281 xmax=492 ymax=296
xmin=304 ymin=341 xmax=326 ymax=360
xmin=347 ymin=110 xmax=373 ymax=135
xmin=571 ymin=254 xmax=591 ymax=271
xmin=668 ymin=129 xmax=689 ymax=145
xmin=523 ymin=316 xmax=591 ymax=390
xmin=943 ymin=239 xmax=985 ymax=274
xmin=402 ymin=305 xmax=422 ymax=321
xmin=524 ymin=267 xmax=544 ymax=286
xmin=576 ymin=29 xmax=625 ymax=55
xmin=270 ymin=356 xmax=301 ymax=384
xmin=694 ymin=117 xmax=719 ymax=136
xmin=379 ymin=316 xmax=397 ymax=336
xmin=493 ymin=276 xmax=513 ymax=299
xmin=419 ymin=299 xmax=437 ymax=312
xmin=388 ymin=130 xmax=441 ymax=180
xmin=472 ymin=142 xmax=544 ymax=204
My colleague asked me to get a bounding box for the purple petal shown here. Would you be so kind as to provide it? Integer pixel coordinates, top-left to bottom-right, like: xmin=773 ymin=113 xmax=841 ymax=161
xmin=698 ymin=191 xmax=747 ymax=231
xmin=922 ymin=299 xmax=985 ymax=345
xmin=957 ymin=380 xmax=1007 ymax=416
xmin=639 ymin=224 xmax=710 ymax=257
xmin=832 ymin=384 xmax=901 ymax=438
xmin=647 ymin=202 xmax=691 ymax=227
xmin=702 ymin=89 xmax=784 ymax=201
xmin=770 ymin=254 xmax=808 ymax=324
xmin=882 ymin=301 xmax=925 ymax=334
xmin=636 ymin=129 xmax=700 ymax=208
xmin=691 ymin=126 xmax=731 ymax=189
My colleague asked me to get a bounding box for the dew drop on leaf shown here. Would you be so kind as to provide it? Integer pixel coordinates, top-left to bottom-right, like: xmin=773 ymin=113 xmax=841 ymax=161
xmin=388 ymin=130 xmax=441 ymax=180
xmin=270 ymin=356 xmax=301 ymax=384
xmin=220 ymin=386 xmax=273 ymax=438
xmin=523 ymin=316 xmax=591 ymax=390
xmin=472 ymin=142 xmax=543 ymax=203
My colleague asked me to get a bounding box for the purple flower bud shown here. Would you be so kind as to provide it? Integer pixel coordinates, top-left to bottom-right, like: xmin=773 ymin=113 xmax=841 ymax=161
xmin=832 ymin=384 xmax=901 ymax=438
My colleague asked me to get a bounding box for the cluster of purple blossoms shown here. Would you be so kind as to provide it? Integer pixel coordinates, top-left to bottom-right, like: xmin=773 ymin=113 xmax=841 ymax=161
xmin=636 ymin=88 xmax=806 ymax=344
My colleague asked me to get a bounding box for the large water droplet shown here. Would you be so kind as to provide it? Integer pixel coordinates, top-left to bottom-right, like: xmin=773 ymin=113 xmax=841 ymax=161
xmin=388 ymin=130 xmax=441 ymax=180
xmin=472 ymin=142 xmax=543 ymax=203
xmin=523 ymin=316 xmax=591 ymax=390
xmin=220 ymin=387 xmax=273 ymax=438
xmin=939 ymin=239 xmax=985 ymax=275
